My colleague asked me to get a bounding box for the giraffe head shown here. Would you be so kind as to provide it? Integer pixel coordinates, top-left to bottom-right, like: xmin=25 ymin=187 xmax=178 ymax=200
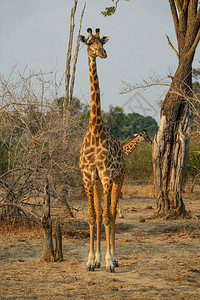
xmin=80 ymin=28 xmax=110 ymax=59
xmin=138 ymin=130 xmax=152 ymax=144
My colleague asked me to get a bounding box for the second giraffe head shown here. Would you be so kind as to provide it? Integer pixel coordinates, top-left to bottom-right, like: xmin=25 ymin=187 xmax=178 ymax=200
xmin=80 ymin=28 xmax=110 ymax=59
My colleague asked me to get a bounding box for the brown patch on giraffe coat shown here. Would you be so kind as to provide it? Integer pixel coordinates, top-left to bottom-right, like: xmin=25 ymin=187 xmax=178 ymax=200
xmin=87 ymin=154 xmax=95 ymax=162
xmin=91 ymin=85 xmax=95 ymax=92
xmin=83 ymin=157 xmax=87 ymax=163
xmin=101 ymin=149 xmax=108 ymax=156
xmin=83 ymin=171 xmax=91 ymax=178
xmin=96 ymin=147 xmax=101 ymax=154
xmin=94 ymin=82 xmax=99 ymax=91
xmin=94 ymin=73 xmax=98 ymax=81
xmin=98 ymin=154 xmax=106 ymax=161
xmin=84 ymin=138 xmax=90 ymax=148
xmin=117 ymin=148 xmax=122 ymax=156
xmin=84 ymin=147 xmax=95 ymax=156
xmin=114 ymin=144 xmax=118 ymax=153
xmin=87 ymin=131 xmax=91 ymax=141
xmin=96 ymin=138 xmax=100 ymax=147
xmin=96 ymin=117 xmax=101 ymax=125
xmin=106 ymin=160 xmax=112 ymax=168
xmin=91 ymin=91 xmax=95 ymax=98
xmin=93 ymin=126 xmax=99 ymax=135
xmin=100 ymin=131 xmax=106 ymax=140
xmin=91 ymin=104 xmax=96 ymax=115
xmin=91 ymin=135 xmax=95 ymax=145
xmin=97 ymin=106 xmax=101 ymax=116
xmin=92 ymin=117 xmax=96 ymax=126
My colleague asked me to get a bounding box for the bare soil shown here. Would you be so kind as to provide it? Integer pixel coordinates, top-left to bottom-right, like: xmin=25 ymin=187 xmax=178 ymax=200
xmin=0 ymin=184 xmax=200 ymax=299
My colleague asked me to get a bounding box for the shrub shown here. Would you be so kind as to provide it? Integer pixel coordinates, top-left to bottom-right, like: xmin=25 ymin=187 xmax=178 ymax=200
xmin=124 ymin=143 xmax=153 ymax=182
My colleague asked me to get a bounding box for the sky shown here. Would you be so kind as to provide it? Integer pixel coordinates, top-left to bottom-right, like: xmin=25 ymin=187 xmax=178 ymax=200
xmin=1 ymin=0 xmax=200 ymax=124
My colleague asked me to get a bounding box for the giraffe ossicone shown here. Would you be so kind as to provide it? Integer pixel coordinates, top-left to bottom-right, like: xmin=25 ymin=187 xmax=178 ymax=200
xmin=79 ymin=28 xmax=125 ymax=273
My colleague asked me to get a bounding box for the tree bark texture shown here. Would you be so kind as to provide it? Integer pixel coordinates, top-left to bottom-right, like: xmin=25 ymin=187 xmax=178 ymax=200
xmin=41 ymin=178 xmax=55 ymax=262
xmin=153 ymin=0 xmax=200 ymax=218
xmin=54 ymin=221 xmax=63 ymax=262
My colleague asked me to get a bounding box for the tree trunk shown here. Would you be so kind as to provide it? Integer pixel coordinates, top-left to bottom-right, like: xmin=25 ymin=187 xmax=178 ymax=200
xmin=54 ymin=221 xmax=63 ymax=262
xmin=61 ymin=1 xmax=86 ymax=209
xmin=153 ymin=69 xmax=191 ymax=218
xmin=153 ymin=0 xmax=200 ymax=219
xmin=41 ymin=178 xmax=55 ymax=262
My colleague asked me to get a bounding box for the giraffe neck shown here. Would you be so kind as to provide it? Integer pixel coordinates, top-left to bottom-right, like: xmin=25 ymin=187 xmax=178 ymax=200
xmin=123 ymin=135 xmax=141 ymax=157
xmin=88 ymin=56 xmax=102 ymax=128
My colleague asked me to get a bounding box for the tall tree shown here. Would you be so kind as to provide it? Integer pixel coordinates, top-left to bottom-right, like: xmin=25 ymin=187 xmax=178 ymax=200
xmin=103 ymin=0 xmax=200 ymax=218
xmin=153 ymin=0 xmax=200 ymax=218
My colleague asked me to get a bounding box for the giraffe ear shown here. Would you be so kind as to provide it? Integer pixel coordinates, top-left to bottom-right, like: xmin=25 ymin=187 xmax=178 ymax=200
xmin=80 ymin=35 xmax=88 ymax=44
xmin=101 ymin=36 xmax=110 ymax=45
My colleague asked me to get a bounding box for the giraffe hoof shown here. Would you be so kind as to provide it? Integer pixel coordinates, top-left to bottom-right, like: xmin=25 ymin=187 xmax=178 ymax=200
xmin=87 ymin=265 xmax=95 ymax=271
xmin=119 ymin=215 xmax=125 ymax=219
xmin=106 ymin=266 xmax=115 ymax=273
xmin=114 ymin=261 xmax=119 ymax=267
xmin=95 ymin=263 xmax=101 ymax=268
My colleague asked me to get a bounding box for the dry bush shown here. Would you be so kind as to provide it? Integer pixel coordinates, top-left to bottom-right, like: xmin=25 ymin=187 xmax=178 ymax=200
xmin=0 ymin=71 xmax=86 ymax=227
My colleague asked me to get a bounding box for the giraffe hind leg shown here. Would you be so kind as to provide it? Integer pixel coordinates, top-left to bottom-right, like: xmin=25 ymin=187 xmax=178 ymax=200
xmin=111 ymin=173 xmax=124 ymax=267
xmin=118 ymin=196 xmax=125 ymax=219
xmin=94 ymin=178 xmax=103 ymax=268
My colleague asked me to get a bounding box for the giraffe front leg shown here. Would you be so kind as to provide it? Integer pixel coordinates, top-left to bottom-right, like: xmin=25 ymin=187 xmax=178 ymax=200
xmin=94 ymin=179 xmax=103 ymax=268
xmin=83 ymin=177 xmax=96 ymax=271
xmin=104 ymin=222 xmax=115 ymax=272
xmin=111 ymin=204 xmax=118 ymax=267
xmin=111 ymin=220 xmax=119 ymax=267
xmin=111 ymin=175 xmax=124 ymax=267
xmin=95 ymin=220 xmax=101 ymax=268
xmin=102 ymin=180 xmax=114 ymax=273
xmin=87 ymin=222 xmax=95 ymax=271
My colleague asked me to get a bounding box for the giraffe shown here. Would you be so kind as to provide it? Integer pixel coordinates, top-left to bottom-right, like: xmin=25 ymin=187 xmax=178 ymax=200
xmin=122 ymin=130 xmax=152 ymax=158
xmin=79 ymin=28 xmax=125 ymax=272
xmin=118 ymin=129 xmax=152 ymax=218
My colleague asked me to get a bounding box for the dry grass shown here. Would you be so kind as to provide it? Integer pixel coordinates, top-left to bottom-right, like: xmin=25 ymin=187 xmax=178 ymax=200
xmin=0 ymin=182 xmax=200 ymax=299
xmin=1 ymin=194 xmax=200 ymax=299
xmin=122 ymin=183 xmax=154 ymax=198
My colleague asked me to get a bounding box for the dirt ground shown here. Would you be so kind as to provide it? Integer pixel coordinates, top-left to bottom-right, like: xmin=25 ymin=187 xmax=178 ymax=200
xmin=0 ymin=184 xmax=200 ymax=299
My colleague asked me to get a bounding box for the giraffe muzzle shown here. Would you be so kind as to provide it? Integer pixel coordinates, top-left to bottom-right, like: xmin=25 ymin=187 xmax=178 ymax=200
xmin=99 ymin=50 xmax=107 ymax=59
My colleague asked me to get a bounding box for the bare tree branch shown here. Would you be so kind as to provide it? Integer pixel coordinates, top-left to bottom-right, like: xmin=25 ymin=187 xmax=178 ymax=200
xmin=0 ymin=203 xmax=40 ymax=222
xmin=169 ymin=0 xmax=179 ymax=38
xmin=175 ymin=0 xmax=182 ymax=12
xmin=63 ymin=0 xmax=78 ymax=122
xmin=187 ymin=26 xmax=200 ymax=57
xmin=69 ymin=2 xmax=86 ymax=113
xmin=166 ymin=35 xmax=179 ymax=59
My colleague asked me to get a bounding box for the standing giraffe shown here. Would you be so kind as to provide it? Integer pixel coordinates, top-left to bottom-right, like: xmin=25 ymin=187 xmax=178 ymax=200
xmin=118 ymin=129 xmax=152 ymax=218
xmin=79 ymin=28 xmax=125 ymax=272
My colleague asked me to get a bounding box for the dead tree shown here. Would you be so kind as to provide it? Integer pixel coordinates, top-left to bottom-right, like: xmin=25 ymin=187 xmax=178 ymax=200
xmin=63 ymin=0 xmax=86 ymax=127
xmin=61 ymin=0 xmax=86 ymax=210
xmin=41 ymin=178 xmax=55 ymax=262
xmin=153 ymin=0 xmax=200 ymax=218
xmin=63 ymin=0 xmax=78 ymax=124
